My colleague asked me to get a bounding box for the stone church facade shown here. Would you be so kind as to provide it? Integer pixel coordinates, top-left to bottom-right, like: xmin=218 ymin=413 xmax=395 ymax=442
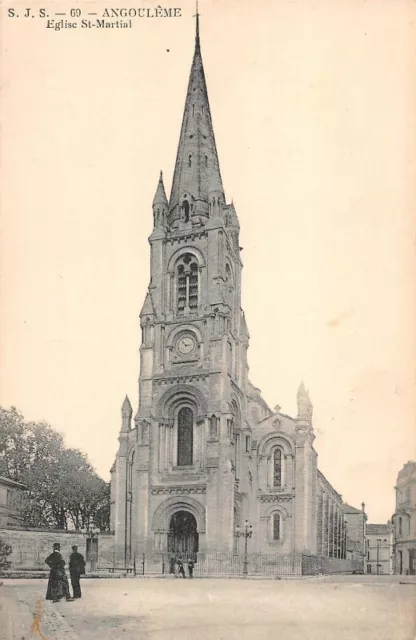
xmin=110 ymin=18 xmax=357 ymax=564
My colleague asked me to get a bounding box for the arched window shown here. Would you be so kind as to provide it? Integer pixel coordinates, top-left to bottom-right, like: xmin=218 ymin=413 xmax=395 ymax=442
xmin=273 ymin=448 xmax=282 ymax=487
xmin=209 ymin=415 xmax=218 ymax=439
xmin=176 ymin=253 xmax=199 ymax=315
xmin=177 ymin=407 xmax=193 ymax=466
xmin=128 ymin=451 xmax=135 ymax=492
xmin=272 ymin=513 xmax=281 ymax=540
xmin=224 ymin=264 xmax=233 ymax=308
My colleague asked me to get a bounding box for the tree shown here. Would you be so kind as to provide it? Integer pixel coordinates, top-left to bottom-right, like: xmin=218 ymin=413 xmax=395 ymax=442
xmin=0 ymin=407 xmax=110 ymax=531
xmin=0 ymin=539 xmax=12 ymax=571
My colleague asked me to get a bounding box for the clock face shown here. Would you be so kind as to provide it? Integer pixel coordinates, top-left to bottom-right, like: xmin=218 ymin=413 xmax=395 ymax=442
xmin=177 ymin=335 xmax=196 ymax=355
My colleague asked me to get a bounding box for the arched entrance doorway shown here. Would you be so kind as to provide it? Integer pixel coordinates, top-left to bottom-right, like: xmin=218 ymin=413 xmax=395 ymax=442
xmin=167 ymin=511 xmax=199 ymax=556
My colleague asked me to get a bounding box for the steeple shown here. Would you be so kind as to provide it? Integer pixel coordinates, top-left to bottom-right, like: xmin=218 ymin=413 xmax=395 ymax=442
xmin=168 ymin=10 xmax=224 ymax=221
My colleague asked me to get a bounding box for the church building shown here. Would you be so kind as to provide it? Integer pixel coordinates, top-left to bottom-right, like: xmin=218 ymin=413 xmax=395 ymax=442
xmin=110 ymin=16 xmax=355 ymax=565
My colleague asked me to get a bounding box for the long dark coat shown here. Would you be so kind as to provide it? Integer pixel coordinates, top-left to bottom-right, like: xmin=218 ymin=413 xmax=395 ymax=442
xmin=69 ymin=551 xmax=86 ymax=598
xmin=45 ymin=552 xmax=70 ymax=601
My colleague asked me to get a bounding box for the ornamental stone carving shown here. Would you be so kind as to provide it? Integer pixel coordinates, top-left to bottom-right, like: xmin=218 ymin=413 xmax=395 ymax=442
xmin=151 ymin=485 xmax=206 ymax=496
xmin=259 ymin=494 xmax=293 ymax=503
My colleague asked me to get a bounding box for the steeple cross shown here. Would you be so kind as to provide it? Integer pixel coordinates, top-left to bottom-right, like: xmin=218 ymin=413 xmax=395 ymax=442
xmin=193 ymin=1 xmax=200 ymax=44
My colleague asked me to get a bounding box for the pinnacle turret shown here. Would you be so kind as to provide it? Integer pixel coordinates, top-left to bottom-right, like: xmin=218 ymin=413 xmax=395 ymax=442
xmin=296 ymin=381 xmax=313 ymax=423
xmin=121 ymin=395 xmax=132 ymax=432
xmin=152 ymin=171 xmax=168 ymax=207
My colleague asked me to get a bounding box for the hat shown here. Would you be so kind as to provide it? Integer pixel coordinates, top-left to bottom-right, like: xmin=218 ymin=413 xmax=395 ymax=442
xmin=53 ymin=543 xmax=60 ymax=550
xmin=72 ymin=545 xmax=78 ymax=551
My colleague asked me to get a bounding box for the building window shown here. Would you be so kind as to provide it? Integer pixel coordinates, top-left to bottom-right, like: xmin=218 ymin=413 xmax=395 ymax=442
xmin=177 ymin=407 xmax=193 ymax=466
xmin=272 ymin=513 xmax=281 ymax=540
xmin=234 ymin=432 xmax=240 ymax=480
xmin=176 ymin=253 xmax=199 ymax=315
xmin=273 ymin=448 xmax=282 ymax=487
xmin=209 ymin=415 xmax=218 ymax=439
xmin=399 ymin=517 xmax=402 ymax=536
xmin=245 ymin=436 xmax=250 ymax=453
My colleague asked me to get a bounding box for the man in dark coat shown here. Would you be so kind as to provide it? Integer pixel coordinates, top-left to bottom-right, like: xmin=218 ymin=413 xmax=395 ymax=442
xmin=69 ymin=545 xmax=86 ymax=599
xmin=45 ymin=543 xmax=74 ymax=603
xmin=177 ymin=557 xmax=186 ymax=579
xmin=187 ymin=557 xmax=195 ymax=578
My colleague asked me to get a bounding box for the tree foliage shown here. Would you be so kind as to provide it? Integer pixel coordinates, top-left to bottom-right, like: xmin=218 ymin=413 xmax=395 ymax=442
xmin=0 ymin=407 xmax=110 ymax=531
xmin=0 ymin=539 xmax=12 ymax=571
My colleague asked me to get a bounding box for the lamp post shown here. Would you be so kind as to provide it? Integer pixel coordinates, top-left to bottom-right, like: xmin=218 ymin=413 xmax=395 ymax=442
xmin=235 ymin=520 xmax=253 ymax=577
xmin=81 ymin=526 xmax=101 ymax=572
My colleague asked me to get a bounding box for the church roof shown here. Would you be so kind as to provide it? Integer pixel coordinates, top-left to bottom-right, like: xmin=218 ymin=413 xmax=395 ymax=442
xmin=169 ymin=13 xmax=224 ymax=213
xmin=152 ymin=171 xmax=168 ymax=207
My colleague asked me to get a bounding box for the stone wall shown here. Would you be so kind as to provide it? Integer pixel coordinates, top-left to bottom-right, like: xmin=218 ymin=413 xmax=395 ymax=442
xmin=302 ymin=554 xmax=362 ymax=575
xmin=0 ymin=527 xmax=115 ymax=570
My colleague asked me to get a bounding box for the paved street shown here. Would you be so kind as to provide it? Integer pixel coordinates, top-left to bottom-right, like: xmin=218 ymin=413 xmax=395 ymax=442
xmin=1 ymin=576 xmax=415 ymax=640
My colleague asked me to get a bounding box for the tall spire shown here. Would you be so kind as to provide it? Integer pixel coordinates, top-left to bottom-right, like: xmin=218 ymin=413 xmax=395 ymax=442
xmin=168 ymin=9 xmax=224 ymax=218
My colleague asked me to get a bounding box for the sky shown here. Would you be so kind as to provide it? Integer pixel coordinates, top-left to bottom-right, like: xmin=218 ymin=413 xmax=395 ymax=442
xmin=1 ymin=0 xmax=415 ymax=523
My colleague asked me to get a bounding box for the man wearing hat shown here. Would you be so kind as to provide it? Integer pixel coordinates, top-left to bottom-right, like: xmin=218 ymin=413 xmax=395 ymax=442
xmin=45 ymin=543 xmax=74 ymax=603
xmin=69 ymin=545 xmax=86 ymax=599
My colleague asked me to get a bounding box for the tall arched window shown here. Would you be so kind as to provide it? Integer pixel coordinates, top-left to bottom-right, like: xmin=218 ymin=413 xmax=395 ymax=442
xmin=273 ymin=448 xmax=282 ymax=487
xmin=209 ymin=415 xmax=218 ymax=439
xmin=128 ymin=451 xmax=135 ymax=492
xmin=273 ymin=513 xmax=281 ymax=540
xmin=176 ymin=253 xmax=199 ymax=315
xmin=224 ymin=263 xmax=233 ymax=307
xmin=177 ymin=407 xmax=193 ymax=466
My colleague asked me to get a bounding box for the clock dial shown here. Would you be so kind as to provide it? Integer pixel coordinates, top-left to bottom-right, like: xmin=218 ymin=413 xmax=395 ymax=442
xmin=177 ymin=336 xmax=196 ymax=354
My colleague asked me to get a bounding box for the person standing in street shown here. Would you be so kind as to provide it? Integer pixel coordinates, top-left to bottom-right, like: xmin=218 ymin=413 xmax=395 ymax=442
xmin=187 ymin=557 xmax=194 ymax=578
xmin=69 ymin=545 xmax=86 ymax=599
xmin=178 ymin=557 xmax=186 ymax=578
xmin=45 ymin=543 xmax=74 ymax=603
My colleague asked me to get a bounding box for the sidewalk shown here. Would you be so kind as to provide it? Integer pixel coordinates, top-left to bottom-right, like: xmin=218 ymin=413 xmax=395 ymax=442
xmin=0 ymin=583 xmax=79 ymax=640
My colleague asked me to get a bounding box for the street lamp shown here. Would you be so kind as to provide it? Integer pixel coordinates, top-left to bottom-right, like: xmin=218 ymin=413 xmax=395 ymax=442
xmin=376 ymin=538 xmax=381 ymax=575
xmin=81 ymin=526 xmax=101 ymax=571
xmin=235 ymin=520 xmax=253 ymax=577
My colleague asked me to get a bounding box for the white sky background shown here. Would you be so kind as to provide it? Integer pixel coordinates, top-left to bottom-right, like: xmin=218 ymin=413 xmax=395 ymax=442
xmin=1 ymin=0 xmax=415 ymax=523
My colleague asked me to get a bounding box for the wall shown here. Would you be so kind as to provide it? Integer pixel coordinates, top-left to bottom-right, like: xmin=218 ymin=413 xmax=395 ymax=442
xmin=0 ymin=528 xmax=115 ymax=571
xmin=344 ymin=511 xmax=366 ymax=563
xmin=302 ymin=554 xmax=362 ymax=575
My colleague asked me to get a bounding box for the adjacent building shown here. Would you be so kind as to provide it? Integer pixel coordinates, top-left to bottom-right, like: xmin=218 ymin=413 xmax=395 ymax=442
xmin=0 ymin=475 xmax=25 ymax=528
xmin=365 ymin=523 xmax=393 ymax=575
xmin=392 ymin=460 xmax=416 ymax=575
xmin=343 ymin=503 xmax=367 ymax=569
xmin=110 ymin=16 xmax=364 ymax=566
